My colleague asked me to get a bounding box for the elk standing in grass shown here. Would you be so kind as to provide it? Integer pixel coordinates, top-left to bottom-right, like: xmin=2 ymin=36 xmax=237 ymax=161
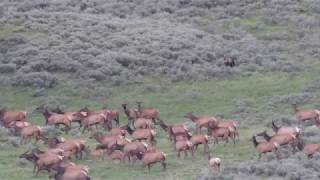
xmin=0 ymin=107 xmax=27 ymax=127
xmin=208 ymin=153 xmax=221 ymax=172
xmin=175 ymin=140 xmax=194 ymax=159
xmin=136 ymin=150 xmax=166 ymax=172
xmin=297 ymin=138 xmax=320 ymax=158
xmin=271 ymin=120 xmax=300 ymax=137
xmin=135 ymin=102 xmax=160 ymax=124
xmin=292 ymin=104 xmax=320 ymax=125
xmin=20 ymin=125 xmax=43 ymax=144
xmin=208 ymin=125 xmax=235 ymax=145
xmin=190 ymin=134 xmax=209 ymax=155
xmin=184 ymin=112 xmax=216 ymax=134
xmin=252 ymin=135 xmax=279 ymax=159
xmin=158 ymin=119 xmax=189 ymax=143
xmin=256 ymin=130 xmax=297 ymax=152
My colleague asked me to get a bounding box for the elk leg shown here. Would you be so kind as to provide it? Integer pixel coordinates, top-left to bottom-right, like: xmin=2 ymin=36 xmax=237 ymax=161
xmin=184 ymin=150 xmax=188 ymax=158
xmin=258 ymin=153 xmax=262 ymax=160
xmin=162 ymin=161 xmax=166 ymax=170
xmin=148 ymin=164 xmax=151 ymax=173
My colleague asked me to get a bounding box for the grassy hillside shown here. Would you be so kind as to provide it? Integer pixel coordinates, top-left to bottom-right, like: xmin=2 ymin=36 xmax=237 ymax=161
xmin=1 ymin=72 xmax=320 ymax=180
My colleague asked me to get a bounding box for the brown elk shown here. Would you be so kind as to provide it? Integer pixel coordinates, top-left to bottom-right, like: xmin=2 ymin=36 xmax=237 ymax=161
xmin=74 ymin=112 xmax=108 ymax=133
xmin=109 ymin=124 xmax=128 ymax=136
xmin=121 ymin=104 xmax=137 ymax=126
xmin=208 ymin=126 xmax=235 ymax=145
xmin=126 ymin=126 xmax=157 ymax=145
xmin=190 ymin=135 xmax=209 ymax=155
xmin=252 ymin=135 xmax=279 ymax=159
xmin=36 ymin=105 xmax=72 ymax=132
xmin=135 ymin=102 xmax=160 ymax=124
xmin=297 ymin=138 xmax=320 ymax=158
xmin=123 ymin=141 xmax=148 ymax=164
xmin=80 ymin=107 xmax=119 ymax=127
xmin=20 ymin=125 xmax=43 ymax=144
xmin=51 ymin=106 xmax=88 ymax=128
xmin=184 ymin=112 xmax=216 ymax=133
xmin=271 ymin=120 xmax=301 ymax=137
xmin=256 ymin=130 xmax=297 ymax=152
xmin=209 ymin=119 xmax=239 ymax=140
xmin=136 ymin=151 xmax=166 ymax=172
xmin=50 ymin=163 xmax=90 ymax=180
xmin=7 ymin=121 xmax=31 ymax=135
xmin=158 ymin=119 xmax=189 ymax=142
xmin=175 ymin=140 xmax=194 ymax=159
xmin=0 ymin=107 xmax=27 ymax=127
xmin=20 ymin=149 xmax=64 ymax=176
xmin=107 ymin=150 xmax=125 ymax=163
xmin=45 ymin=137 xmax=84 ymax=160
xmin=223 ymin=55 xmax=235 ymax=68
xmin=134 ymin=118 xmax=153 ymax=129
xmin=292 ymin=104 xmax=320 ymax=124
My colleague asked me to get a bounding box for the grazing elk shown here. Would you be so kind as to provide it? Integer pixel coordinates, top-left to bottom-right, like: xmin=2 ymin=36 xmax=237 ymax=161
xmin=184 ymin=112 xmax=216 ymax=134
xmin=7 ymin=121 xmax=31 ymax=135
xmin=252 ymin=136 xmax=279 ymax=159
xmin=107 ymin=150 xmax=125 ymax=163
xmin=223 ymin=55 xmax=235 ymax=68
xmin=209 ymin=119 xmax=239 ymax=140
xmin=134 ymin=118 xmax=153 ymax=129
xmin=292 ymin=104 xmax=320 ymax=125
xmin=0 ymin=107 xmax=27 ymax=127
xmin=256 ymin=130 xmax=297 ymax=152
xmin=175 ymin=140 xmax=194 ymax=159
xmin=136 ymin=151 xmax=167 ymax=172
xmin=44 ymin=137 xmax=85 ymax=160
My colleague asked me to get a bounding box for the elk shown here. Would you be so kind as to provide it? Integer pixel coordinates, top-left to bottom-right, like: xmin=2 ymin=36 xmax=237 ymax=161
xmin=80 ymin=107 xmax=119 ymax=127
xmin=271 ymin=120 xmax=301 ymax=137
xmin=20 ymin=125 xmax=43 ymax=144
xmin=90 ymin=133 xmax=123 ymax=150
xmin=175 ymin=140 xmax=194 ymax=159
xmin=134 ymin=118 xmax=153 ymax=129
xmin=126 ymin=126 xmax=157 ymax=145
xmin=209 ymin=119 xmax=239 ymax=140
xmin=107 ymin=150 xmax=125 ymax=163
xmin=45 ymin=137 xmax=84 ymax=160
xmin=74 ymin=112 xmax=108 ymax=133
xmin=123 ymin=141 xmax=148 ymax=165
xmin=252 ymin=135 xmax=279 ymax=159
xmin=36 ymin=105 xmax=72 ymax=132
xmin=51 ymin=106 xmax=88 ymax=128
xmin=190 ymin=135 xmax=209 ymax=155
xmin=109 ymin=124 xmax=128 ymax=136
xmin=223 ymin=55 xmax=235 ymax=68
xmin=20 ymin=149 xmax=64 ymax=176
xmin=208 ymin=153 xmax=221 ymax=172
xmin=135 ymin=102 xmax=160 ymax=124
xmin=184 ymin=112 xmax=216 ymax=133
xmin=50 ymin=163 xmax=90 ymax=180
xmin=121 ymin=104 xmax=137 ymax=126
xmin=296 ymin=138 xmax=320 ymax=158
xmin=0 ymin=107 xmax=27 ymax=127
xmin=292 ymin=104 xmax=320 ymax=125
xmin=256 ymin=130 xmax=297 ymax=152
xmin=136 ymin=151 xmax=166 ymax=172
xmin=208 ymin=126 xmax=235 ymax=145
xmin=158 ymin=119 xmax=189 ymax=142
xmin=87 ymin=147 xmax=106 ymax=160
xmin=7 ymin=121 xmax=31 ymax=135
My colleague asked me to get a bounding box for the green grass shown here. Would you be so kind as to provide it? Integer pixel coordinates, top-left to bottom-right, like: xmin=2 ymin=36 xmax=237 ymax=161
xmin=0 ymin=72 xmax=317 ymax=180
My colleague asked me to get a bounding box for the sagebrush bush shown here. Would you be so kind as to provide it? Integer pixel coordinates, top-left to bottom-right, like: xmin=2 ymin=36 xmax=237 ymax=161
xmin=0 ymin=0 xmax=316 ymax=86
